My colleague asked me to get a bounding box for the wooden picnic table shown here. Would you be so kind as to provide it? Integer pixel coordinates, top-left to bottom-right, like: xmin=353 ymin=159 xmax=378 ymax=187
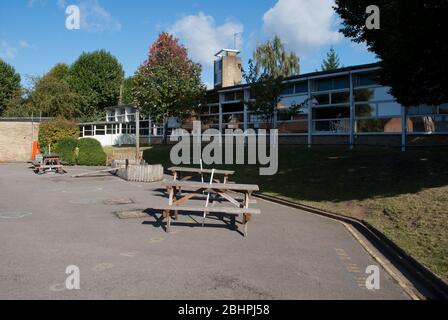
xmin=33 ymin=153 xmax=64 ymax=174
xmin=154 ymin=180 xmax=260 ymax=237
xmin=168 ymin=166 xmax=235 ymax=183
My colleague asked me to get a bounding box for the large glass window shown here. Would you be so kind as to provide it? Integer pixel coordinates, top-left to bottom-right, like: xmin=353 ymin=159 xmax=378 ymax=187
xmin=354 ymin=72 xmax=378 ymax=87
xmin=295 ymin=81 xmax=308 ymax=94
xmin=377 ymin=102 xmax=401 ymax=117
xmin=315 ymin=76 xmax=350 ymax=92
xmin=281 ymin=83 xmax=295 ymax=95
xmin=356 ymin=118 xmax=402 ymax=133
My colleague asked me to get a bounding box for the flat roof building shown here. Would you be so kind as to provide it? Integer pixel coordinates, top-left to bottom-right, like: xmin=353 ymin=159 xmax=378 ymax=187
xmin=80 ymin=62 xmax=448 ymax=148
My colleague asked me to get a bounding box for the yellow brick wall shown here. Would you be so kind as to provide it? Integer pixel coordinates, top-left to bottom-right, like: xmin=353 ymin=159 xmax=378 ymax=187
xmin=0 ymin=122 xmax=39 ymax=162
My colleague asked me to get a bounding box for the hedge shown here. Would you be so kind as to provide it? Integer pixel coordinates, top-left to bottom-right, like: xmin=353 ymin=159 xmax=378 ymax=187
xmin=77 ymin=138 xmax=107 ymax=166
xmin=54 ymin=137 xmax=78 ymax=165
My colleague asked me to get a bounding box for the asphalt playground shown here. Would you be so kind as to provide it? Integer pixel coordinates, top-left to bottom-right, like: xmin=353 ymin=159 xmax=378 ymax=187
xmin=0 ymin=163 xmax=410 ymax=299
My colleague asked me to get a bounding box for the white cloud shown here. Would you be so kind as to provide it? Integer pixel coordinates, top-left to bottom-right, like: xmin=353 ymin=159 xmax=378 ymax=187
xmin=0 ymin=42 xmax=18 ymax=60
xmin=169 ymin=12 xmax=244 ymax=67
xmin=57 ymin=0 xmax=66 ymax=8
xmin=78 ymin=0 xmax=121 ymax=32
xmin=262 ymin=0 xmax=341 ymax=55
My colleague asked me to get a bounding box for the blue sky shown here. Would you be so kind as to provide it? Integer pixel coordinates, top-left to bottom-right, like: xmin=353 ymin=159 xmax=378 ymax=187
xmin=0 ymin=0 xmax=377 ymax=88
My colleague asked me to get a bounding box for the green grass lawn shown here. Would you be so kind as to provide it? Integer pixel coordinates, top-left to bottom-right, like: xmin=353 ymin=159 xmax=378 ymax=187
xmin=143 ymin=144 xmax=448 ymax=280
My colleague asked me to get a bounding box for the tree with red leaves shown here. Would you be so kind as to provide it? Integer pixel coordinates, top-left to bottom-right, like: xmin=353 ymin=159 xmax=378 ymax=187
xmin=133 ymin=32 xmax=205 ymax=141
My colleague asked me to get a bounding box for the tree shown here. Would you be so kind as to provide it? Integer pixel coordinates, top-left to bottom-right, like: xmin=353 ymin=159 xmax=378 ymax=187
xmin=121 ymin=77 xmax=134 ymax=105
xmin=0 ymin=59 xmax=21 ymax=116
xmin=244 ymin=60 xmax=283 ymax=129
xmin=253 ymin=35 xmax=300 ymax=78
xmin=133 ymin=32 xmax=205 ymax=141
xmin=321 ymin=47 xmax=342 ymax=71
xmin=334 ymin=0 xmax=448 ymax=106
xmin=27 ymin=73 xmax=81 ymax=119
xmin=67 ymin=50 xmax=124 ymax=120
xmin=6 ymin=64 xmax=81 ymax=119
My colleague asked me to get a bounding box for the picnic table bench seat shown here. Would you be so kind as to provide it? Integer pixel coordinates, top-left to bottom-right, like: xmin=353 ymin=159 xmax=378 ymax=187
xmin=168 ymin=166 xmax=235 ymax=183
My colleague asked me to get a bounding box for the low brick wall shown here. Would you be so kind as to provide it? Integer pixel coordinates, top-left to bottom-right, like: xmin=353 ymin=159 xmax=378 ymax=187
xmin=0 ymin=121 xmax=40 ymax=162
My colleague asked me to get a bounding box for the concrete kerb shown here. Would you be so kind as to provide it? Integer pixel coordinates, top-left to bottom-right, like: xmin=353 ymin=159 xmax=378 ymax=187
xmin=253 ymin=193 xmax=448 ymax=300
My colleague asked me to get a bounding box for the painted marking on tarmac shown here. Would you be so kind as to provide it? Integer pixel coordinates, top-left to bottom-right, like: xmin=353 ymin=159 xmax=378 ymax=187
xmin=69 ymin=198 xmax=97 ymax=205
xmin=49 ymin=283 xmax=66 ymax=292
xmin=61 ymin=187 xmax=103 ymax=194
xmin=147 ymin=237 xmax=164 ymax=244
xmin=120 ymin=251 xmax=138 ymax=258
xmin=334 ymin=248 xmax=368 ymax=290
xmin=0 ymin=211 xmax=32 ymax=219
xmin=92 ymin=263 xmax=114 ymax=272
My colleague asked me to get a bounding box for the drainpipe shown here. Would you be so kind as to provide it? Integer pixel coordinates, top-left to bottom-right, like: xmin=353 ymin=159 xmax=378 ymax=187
xmin=307 ymin=79 xmax=312 ymax=148
xmin=349 ymin=72 xmax=355 ymax=150
xmin=401 ymin=106 xmax=407 ymax=152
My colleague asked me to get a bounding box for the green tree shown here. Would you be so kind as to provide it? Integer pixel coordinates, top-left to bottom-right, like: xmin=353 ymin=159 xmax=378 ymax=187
xmin=0 ymin=59 xmax=21 ymax=116
xmin=133 ymin=32 xmax=205 ymax=142
xmin=244 ymin=60 xmax=283 ymax=129
xmin=21 ymin=64 xmax=81 ymax=118
xmin=321 ymin=47 xmax=342 ymax=71
xmin=67 ymin=50 xmax=124 ymax=120
xmin=334 ymin=0 xmax=448 ymax=106
xmin=253 ymin=35 xmax=300 ymax=78
xmin=121 ymin=76 xmax=134 ymax=105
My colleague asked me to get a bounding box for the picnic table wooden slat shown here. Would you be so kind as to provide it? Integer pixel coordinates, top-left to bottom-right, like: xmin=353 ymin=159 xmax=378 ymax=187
xmin=163 ymin=180 xmax=259 ymax=192
xmin=168 ymin=166 xmax=235 ymax=175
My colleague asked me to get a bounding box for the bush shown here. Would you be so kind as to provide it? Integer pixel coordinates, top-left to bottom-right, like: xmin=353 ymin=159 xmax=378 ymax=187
xmin=54 ymin=137 xmax=78 ymax=165
xmin=77 ymin=138 xmax=107 ymax=166
xmin=38 ymin=118 xmax=79 ymax=152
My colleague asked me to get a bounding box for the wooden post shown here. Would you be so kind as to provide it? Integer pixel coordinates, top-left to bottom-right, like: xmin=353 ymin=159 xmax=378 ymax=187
xmin=135 ymin=109 xmax=140 ymax=161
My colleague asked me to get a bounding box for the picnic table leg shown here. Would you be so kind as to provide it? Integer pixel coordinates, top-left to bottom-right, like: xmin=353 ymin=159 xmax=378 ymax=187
xmin=243 ymin=213 xmax=252 ymax=237
xmin=163 ymin=210 xmax=171 ymax=233
xmin=243 ymin=192 xmax=252 ymax=237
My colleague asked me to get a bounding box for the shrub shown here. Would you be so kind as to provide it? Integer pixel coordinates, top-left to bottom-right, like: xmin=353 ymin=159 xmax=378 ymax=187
xmin=54 ymin=137 xmax=78 ymax=165
xmin=38 ymin=118 xmax=79 ymax=152
xmin=77 ymin=138 xmax=106 ymax=166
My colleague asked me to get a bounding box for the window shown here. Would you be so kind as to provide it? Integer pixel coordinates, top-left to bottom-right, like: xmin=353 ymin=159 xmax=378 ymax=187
xmin=295 ymin=81 xmax=308 ymax=94
xmin=331 ymin=92 xmax=350 ymax=104
xmin=354 ymin=86 xmax=395 ymax=102
xmin=107 ymin=125 xmax=116 ymax=134
xmin=333 ymin=76 xmax=350 ymax=90
xmin=355 ymin=72 xmax=378 ymax=87
xmin=95 ymin=125 xmax=105 ymax=135
xmin=224 ymin=92 xmax=236 ymax=102
xmin=356 ymin=118 xmax=402 ymax=133
xmin=355 ymin=104 xmax=376 ymax=117
xmin=315 ymin=76 xmax=349 ymax=92
xmin=316 ymin=78 xmax=332 ymax=91
xmin=84 ymin=125 xmax=93 ymax=136
xmin=281 ymin=83 xmax=294 ymax=95
xmin=408 ymin=115 xmax=448 ymax=133
xmin=377 ymin=102 xmax=401 ymax=117
xmin=312 ymin=94 xmax=330 ymax=105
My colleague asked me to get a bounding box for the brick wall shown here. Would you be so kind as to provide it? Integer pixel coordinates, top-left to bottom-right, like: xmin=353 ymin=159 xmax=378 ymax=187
xmin=0 ymin=121 xmax=39 ymax=162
